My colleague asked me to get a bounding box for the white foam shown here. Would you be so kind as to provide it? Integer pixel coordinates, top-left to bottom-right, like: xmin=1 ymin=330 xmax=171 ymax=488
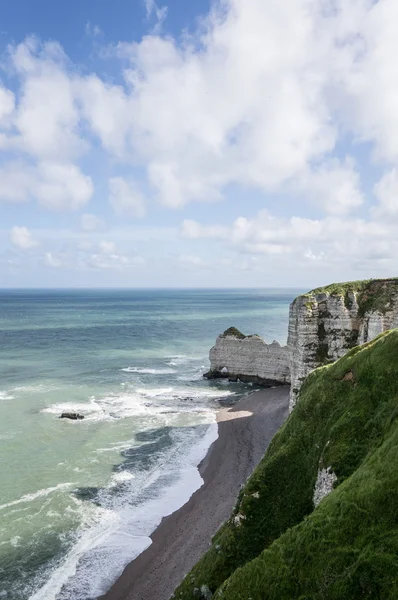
xmin=28 ymin=421 xmax=219 ymax=600
xmin=122 ymin=367 xmax=176 ymax=375
xmin=42 ymin=398 xmax=103 ymax=419
xmin=0 ymin=391 xmax=14 ymax=401
xmin=41 ymin=386 xmax=233 ymax=423
xmin=165 ymin=355 xmax=205 ymax=367
xmin=0 ymin=483 xmax=75 ymax=512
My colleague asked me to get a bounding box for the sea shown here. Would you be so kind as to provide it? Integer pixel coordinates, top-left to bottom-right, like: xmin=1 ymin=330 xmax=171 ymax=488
xmin=0 ymin=288 xmax=298 ymax=600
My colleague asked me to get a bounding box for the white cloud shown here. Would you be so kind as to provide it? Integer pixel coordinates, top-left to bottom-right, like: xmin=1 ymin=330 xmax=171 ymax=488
xmin=4 ymin=38 xmax=84 ymax=160
xmin=180 ymin=210 xmax=394 ymax=269
xmin=85 ymin=252 xmax=145 ymax=270
xmin=99 ymin=241 xmax=116 ymax=254
xmin=80 ymin=213 xmax=107 ymax=232
xmin=85 ymin=22 xmax=102 ymax=37
xmin=2 ymin=2 xmax=398 ymax=214
xmin=297 ymin=158 xmax=363 ymax=215
xmin=109 ymin=177 xmax=146 ymax=217
xmin=178 ymin=254 xmax=207 ymax=269
xmin=0 ymin=161 xmax=93 ymax=210
xmin=0 ymin=84 xmax=15 ymax=124
xmin=373 ymin=169 xmax=398 ymax=217
xmin=10 ymin=226 xmax=38 ymax=250
xmin=44 ymin=252 xmax=63 ymax=268
xmin=145 ymin=0 xmax=168 ymax=33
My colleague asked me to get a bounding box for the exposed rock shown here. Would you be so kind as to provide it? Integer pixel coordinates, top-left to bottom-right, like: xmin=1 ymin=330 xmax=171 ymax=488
xmin=204 ymin=278 xmax=398 ymax=411
xmin=313 ymin=467 xmax=337 ymax=507
xmin=60 ymin=412 xmax=85 ymax=420
xmin=288 ymin=278 xmax=398 ymax=409
xmin=204 ymin=328 xmax=290 ymax=386
xmin=342 ymin=370 xmax=354 ymax=381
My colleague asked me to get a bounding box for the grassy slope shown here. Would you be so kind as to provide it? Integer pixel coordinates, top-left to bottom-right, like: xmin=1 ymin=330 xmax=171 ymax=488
xmin=173 ymin=330 xmax=398 ymax=599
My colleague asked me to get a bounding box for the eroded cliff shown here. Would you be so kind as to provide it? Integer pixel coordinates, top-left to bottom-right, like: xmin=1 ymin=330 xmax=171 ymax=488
xmin=288 ymin=278 xmax=398 ymax=409
xmin=174 ymin=329 xmax=398 ymax=600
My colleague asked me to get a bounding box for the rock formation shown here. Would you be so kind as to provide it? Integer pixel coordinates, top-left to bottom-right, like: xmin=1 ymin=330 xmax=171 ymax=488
xmin=60 ymin=412 xmax=85 ymax=420
xmin=288 ymin=278 xmax=398 ymax=409
xmin=204 ymin=327 xmax=290 ymax=386
xmin=176 ymin=329 xmax=398 ymax=600
xmin=204 ymin=278 xmax=398 ymax=411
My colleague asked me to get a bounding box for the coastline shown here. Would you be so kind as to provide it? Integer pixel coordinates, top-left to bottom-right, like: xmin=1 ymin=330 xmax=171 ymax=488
xmin=99 ymin=386 xmax=290 ymax=600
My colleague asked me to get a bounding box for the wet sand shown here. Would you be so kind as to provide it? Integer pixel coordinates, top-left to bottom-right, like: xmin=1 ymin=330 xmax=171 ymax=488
xmin=100 ymin=386 xmax=290 ymax=600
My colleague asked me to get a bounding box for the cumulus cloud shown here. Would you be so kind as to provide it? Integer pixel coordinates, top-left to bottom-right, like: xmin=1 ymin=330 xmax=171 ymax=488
xmin=2 ymin=2 xmax=398 ymax=214
xmin=85 ymin=252 xmax=145 ymax=270
xmin=10 ymin=226 xmax=38 ymax=250
xmin=180 ymin=209 xmax=395 ymax=271
xmin=80 ymin=213 xmax=107 ymax=232
xmin=109 ymin=177 xmax=146 ymax=217
xmin=0 ymin=85 xmax=15 ymax=124
xmin=2 ymin=0 xmax=398 ymax=286
xmin=99 ymin=241 xmax=116 ymax=254
xmin=0 ymin=161 xmax=93 ymax=210
xmin=145 ymin=0 xmax=168 ymax=33
xmin=296 ymin=158 xmax=363 ymax=215
xmin=44 ymin=252 xmax=63 ymax=268
xmin=373 ymin=169 xmax=398 ymax=217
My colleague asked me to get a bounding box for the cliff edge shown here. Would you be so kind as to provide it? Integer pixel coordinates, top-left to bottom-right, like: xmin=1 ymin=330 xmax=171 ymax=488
xmin=204 ymin=278 xmax=398 ymax=411
xmin=288 ymin=277 xmax=398 ymax=409
xmin=174 ymin=329 xmax=398 ymax=599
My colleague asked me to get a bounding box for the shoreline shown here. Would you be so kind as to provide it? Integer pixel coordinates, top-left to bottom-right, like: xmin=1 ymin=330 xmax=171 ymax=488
xmin=99 ymin=386 xmax=290 ymax=600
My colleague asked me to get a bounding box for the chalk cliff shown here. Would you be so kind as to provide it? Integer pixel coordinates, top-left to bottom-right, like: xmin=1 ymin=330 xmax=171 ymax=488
xmin=288 ymin=278 xmax=398 ymax=409
xmin=175 ymin=329 xmax=398 ymax=600
xmin=204 ymin=327 xmax=290 ymax=386
xmin=204 ymin=278 xmax=398 ymax=411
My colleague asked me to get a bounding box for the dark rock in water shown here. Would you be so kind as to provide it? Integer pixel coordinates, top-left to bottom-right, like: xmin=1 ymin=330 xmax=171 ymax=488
xmin=60 ymin=412 xmax=85 ymax=420
xmin=203 ymin=369 xmax=228 ymax=380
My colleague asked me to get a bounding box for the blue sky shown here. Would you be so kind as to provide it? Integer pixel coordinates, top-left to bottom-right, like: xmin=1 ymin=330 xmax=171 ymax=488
xmin=0 ymin=0 xmax=397 ymax=288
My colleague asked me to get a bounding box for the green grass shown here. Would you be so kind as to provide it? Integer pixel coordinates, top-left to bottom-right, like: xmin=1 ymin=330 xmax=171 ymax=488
xmin=220 ymin=327 xmax=247 ymax=339
xmin=173 ymin=330 xmax=398 ymax=599
xmin=300 ymin=277 xmax=398 ymax=317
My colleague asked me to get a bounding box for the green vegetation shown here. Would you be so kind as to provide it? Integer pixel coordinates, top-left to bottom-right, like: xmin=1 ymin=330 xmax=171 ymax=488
xmin=301 ymin=277 xmax=398 ymax=317
xmin=173 ymin=330 xmax=398 ymax=599
xmin=220 ymin=327 xmax=247 ymax=339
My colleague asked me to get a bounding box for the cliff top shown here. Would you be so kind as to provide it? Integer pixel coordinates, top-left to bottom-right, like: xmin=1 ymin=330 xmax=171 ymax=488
xmin=299 ymin=277 xmax=398 ymax=315
xmin=219 ymin=327 xmax=259 ymax=339
xmin=303 ymin=276 xmax=398 ymax=297
xmin=174 ymin=328 xmax=398 ymax=599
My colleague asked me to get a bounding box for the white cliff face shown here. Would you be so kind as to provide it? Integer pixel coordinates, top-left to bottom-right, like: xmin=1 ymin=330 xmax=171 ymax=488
xmin=206 ymin=279 xmax=398 ymax=406
xmin=288 ymin=279 xmax=398 ymax=410
xmin=208 ymin=333 xmax=290 ymax=385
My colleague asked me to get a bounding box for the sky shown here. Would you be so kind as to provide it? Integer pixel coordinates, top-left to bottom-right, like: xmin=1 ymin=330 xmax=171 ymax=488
xmin=0 ymin=0 xmax=398 ymax=288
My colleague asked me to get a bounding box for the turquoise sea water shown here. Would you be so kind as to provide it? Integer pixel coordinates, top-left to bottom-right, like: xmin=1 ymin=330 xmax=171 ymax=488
xmin=0 ymin=289 xmax=298 ymax=600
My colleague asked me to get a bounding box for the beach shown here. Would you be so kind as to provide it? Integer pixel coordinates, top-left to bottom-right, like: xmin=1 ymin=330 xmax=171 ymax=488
xmin=100 ymin=385 xmax=290 ymax=600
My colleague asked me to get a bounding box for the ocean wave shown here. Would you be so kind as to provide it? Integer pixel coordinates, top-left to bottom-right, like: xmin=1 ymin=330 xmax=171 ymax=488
xmin=0 ymin=483 xmax=75 ymax=512
xmin=28 ymin=421 xmax=218 ymax=600
xmin=121 ymin=367 xmax=176 ymax=375
xmin=165 ymin=355 xmax=205 ymax=367
xmin=41 ymin=386 xmax=233 ymax=423
xmin=0 ymin=391 xmax=14 ymax=401
xmin=11 ymin=384 xmax=62 ymax=394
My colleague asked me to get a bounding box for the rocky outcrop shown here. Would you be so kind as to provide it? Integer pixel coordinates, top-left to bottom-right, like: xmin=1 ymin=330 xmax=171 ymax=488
xmin=204 ymin=327 xmax=290 ymax=386
xmin=204 ymin=279 xmax=398 ymax=410
xmin=60 ymin=412 xmax=85 ymax=420
xmin=288 ymin=278 xmax=398 ymax=409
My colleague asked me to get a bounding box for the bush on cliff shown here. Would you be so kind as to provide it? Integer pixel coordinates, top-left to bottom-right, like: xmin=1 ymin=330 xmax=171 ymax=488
xmin=173 ymin=329 xmax=398 ymax=599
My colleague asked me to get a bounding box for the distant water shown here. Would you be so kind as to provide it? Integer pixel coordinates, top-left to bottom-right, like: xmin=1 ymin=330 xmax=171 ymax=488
xmin=0 ymin=289 xmax=298 ymax=600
